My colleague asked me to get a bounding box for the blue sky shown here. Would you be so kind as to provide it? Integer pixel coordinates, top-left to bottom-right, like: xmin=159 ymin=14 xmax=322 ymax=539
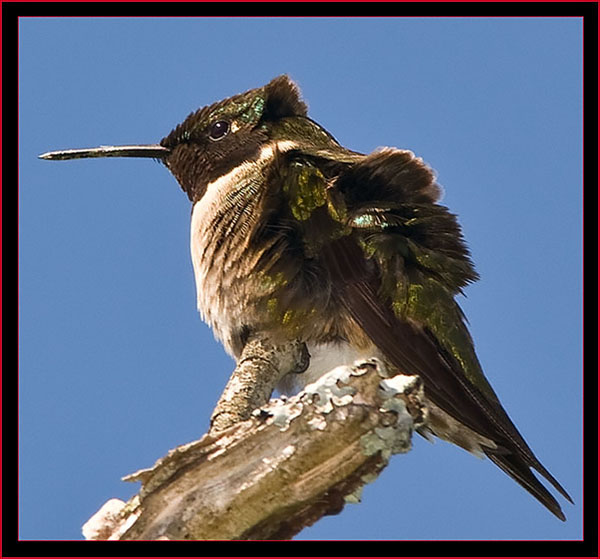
xmin=19 ymin=17 xmax=582 ymax=541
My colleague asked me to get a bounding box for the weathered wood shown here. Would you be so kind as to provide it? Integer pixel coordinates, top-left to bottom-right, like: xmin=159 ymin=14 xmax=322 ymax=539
xmin=82 ymin=360 xmax=425 ymax=541
xmin=209 ymin=335 xmax=309 ymax=434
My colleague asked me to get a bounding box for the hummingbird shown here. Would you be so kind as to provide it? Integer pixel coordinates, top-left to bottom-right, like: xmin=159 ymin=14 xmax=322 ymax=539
xmin=40 ymin=75 xmax=572 ymax=521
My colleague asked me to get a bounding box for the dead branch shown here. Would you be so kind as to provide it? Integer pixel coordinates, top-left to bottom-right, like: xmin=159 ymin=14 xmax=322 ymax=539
xmin=82 ymin=360 xmax=425 ymax=541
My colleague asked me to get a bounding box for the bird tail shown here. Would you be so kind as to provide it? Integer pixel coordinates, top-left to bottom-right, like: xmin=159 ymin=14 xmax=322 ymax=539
xmin=484 ymin=449 xmax=573 ymax=521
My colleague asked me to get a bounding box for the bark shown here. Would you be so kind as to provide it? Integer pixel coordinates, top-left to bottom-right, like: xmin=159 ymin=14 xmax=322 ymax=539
xmin=81 ymin=360 xmax=425 ymax=541
xmin=209 ymin=335 xmax=309 ymax=433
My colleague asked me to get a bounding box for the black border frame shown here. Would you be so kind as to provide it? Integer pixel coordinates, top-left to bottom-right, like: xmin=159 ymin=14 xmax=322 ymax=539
xmin=5 ymin=2 xmax=597 ymax=557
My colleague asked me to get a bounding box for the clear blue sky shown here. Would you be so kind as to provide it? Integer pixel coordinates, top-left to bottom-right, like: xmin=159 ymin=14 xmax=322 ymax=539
xmin=19 ymin=17 xmax=582 ymax=541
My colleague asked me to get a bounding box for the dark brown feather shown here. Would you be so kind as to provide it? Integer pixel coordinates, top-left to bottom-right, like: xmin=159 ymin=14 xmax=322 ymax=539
xmin=320 ymin=233 xmax=570 ymax=520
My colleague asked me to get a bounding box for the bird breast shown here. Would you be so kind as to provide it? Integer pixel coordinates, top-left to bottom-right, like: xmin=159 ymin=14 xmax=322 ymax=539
xmin=189 ymin=141 xmax=297 ymax=354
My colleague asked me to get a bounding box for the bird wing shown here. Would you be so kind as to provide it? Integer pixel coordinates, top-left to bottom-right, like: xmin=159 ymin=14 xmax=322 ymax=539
xmin=280 ymin=146 xmax=571 ymax=519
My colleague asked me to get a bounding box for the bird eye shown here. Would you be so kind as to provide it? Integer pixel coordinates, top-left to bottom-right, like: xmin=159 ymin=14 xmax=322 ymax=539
xmin=209 ymin=120 xmax=230 ymax=141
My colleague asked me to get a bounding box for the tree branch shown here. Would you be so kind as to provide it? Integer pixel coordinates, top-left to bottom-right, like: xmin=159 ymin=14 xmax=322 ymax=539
xmin=209 ymin=335 xmax=309 ymax=433
xmin=82 ymin=360 xmax=425 ymax=541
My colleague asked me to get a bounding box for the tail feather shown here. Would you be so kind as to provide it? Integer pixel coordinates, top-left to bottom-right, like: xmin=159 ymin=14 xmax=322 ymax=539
xmin=529 ymin=457 xmax=574 ymax=505
xmin=485 ymin=450 xmax=567 ymax=521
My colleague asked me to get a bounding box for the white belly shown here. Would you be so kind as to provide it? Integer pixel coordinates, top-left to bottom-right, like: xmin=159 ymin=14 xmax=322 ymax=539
xmin=277 ymin=341 xmax=382 ymax=395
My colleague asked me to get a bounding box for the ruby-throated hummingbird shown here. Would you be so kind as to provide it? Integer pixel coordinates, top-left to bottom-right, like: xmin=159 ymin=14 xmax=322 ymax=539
xmin=40 ymin=75 xmax=571 ymax=520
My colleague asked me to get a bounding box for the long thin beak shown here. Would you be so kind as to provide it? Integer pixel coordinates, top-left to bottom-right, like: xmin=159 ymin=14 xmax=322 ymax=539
xmin=38 ymin=144 xmax=171 ymax=161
